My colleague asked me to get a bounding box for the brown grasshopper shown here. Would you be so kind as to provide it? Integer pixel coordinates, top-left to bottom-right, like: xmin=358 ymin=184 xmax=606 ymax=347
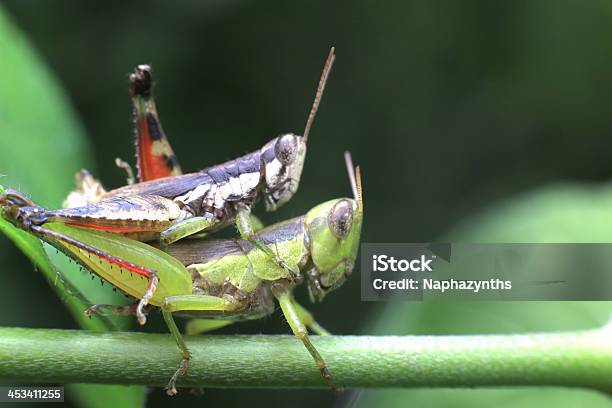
xmin=17 ymin=48 xmax=336 ymax=275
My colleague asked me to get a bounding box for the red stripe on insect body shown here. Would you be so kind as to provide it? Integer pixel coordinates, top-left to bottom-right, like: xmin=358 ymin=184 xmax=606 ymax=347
xmin=93 ymin=249 xmax=151 ymax=278
xmin=65 ymin=222 xmax=153 ymax=233
xmin=114 ymin=259 xmax=152 ymax=278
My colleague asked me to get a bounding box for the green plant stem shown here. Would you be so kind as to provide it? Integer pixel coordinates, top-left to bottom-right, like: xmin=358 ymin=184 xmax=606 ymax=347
xmin=0 ymin=327 xmax=610 ymax=390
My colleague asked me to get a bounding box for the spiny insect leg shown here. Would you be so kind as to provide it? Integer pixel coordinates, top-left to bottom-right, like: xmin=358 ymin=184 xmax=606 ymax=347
xmin=130 ymin=64 xmax=182 ymax=182
xmin=29 ymin=224 xmax=160 ymax=325
xmin=30 ymin=225 xmax=153 ymax=278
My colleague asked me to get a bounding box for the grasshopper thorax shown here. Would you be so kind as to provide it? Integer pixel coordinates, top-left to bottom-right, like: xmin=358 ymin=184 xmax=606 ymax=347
xmin=262 ymin=133 xmax=307 ymax=211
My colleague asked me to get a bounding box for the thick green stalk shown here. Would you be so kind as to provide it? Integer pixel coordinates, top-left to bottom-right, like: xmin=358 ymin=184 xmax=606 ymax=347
xmin=0 ymin=327 xmax=609 ymax=390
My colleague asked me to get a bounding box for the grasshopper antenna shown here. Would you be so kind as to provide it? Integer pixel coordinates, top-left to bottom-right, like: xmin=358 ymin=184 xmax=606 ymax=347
xmin=303 ymin=47 xmax=336 ymax=143
xmin=344 ymin=151 xmax=358 ymax=200
xmin=344 ymin=151 xmax=363 ymax=213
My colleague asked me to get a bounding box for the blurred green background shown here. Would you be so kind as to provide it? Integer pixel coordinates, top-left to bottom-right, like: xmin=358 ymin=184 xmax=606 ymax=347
xmin=0 ymin=1 xmax=611 ymax=407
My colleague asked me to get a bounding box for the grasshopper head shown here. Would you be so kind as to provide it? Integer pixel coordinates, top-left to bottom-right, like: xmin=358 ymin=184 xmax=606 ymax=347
xmin=0 ymin=189 xmax=39 ymax=229
xmin=305 ymin=153 xmax=363 ymax=302
xmin=262 ymin=47 xmax=335 ymax=212
xmin=262 ymin=134 xmax=307 ymax=211
xmin=0 ymin=188 xmax=35 ymax=208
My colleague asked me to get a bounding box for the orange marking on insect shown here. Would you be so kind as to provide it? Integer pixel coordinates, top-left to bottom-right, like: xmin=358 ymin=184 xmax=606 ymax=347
xmin=138 ymin=120 xmax=175 ymax=181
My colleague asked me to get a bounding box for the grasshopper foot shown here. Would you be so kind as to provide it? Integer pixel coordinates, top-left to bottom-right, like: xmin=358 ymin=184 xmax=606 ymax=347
xmin=130 ymin=65 xmax=152 ymax=97
xmin=319 ymin=365 xmax=340 ymax=393
xmin=137 ymin=274 xmax=159 ymax=325
xmin=165 ymin=354 xmax=190 ymax=396
xmin=84 ymin=303 xmax=138 ymax=317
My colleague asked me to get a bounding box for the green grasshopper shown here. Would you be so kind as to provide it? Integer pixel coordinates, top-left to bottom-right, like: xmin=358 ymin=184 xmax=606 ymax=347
xmin=0 ymin=154 xmax=363 ymax=395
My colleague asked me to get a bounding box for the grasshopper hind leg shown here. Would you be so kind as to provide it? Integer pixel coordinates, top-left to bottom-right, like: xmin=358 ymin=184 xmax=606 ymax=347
xmin=2 ymin=190 xmax=161 ymax=325
xmin=26 ymin=222 xmax=159 ymax=325
xmin=130 ymin=64 xmax=183 ymax=182
xmin=33 ymin=224 xmax=160 ymax=325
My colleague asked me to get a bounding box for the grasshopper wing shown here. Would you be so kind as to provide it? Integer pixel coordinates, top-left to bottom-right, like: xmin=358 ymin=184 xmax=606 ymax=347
xmin=102 ymin=171 xmax=212 ymax=199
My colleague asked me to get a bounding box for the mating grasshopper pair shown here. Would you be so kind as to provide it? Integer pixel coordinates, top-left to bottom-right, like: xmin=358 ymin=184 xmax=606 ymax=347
xmin=0 ymin=48 xmax=363 ymax=395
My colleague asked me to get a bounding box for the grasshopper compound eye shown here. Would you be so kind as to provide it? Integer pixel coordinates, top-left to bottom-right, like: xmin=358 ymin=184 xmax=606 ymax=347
xmin=1 ymin=189 xmax=35 ymax=208
xmin=274 ymin=134 xmax=299 ymax=166
xmin=328 ymin=199 xmax=354 ymax=239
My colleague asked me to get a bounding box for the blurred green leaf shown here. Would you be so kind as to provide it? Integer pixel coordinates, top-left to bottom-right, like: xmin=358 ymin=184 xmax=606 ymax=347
xmin=0 ymin=8 xmax=145 ymax=408
xmin=360 ymin=183 xmax=612 ymax=408
xmin=448 ymin=182 xmax=612 ymax=244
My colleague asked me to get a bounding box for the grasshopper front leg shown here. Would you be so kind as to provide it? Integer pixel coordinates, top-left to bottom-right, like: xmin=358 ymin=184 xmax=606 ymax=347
xmin=235 ymin=203 xmax=300 ymax=277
